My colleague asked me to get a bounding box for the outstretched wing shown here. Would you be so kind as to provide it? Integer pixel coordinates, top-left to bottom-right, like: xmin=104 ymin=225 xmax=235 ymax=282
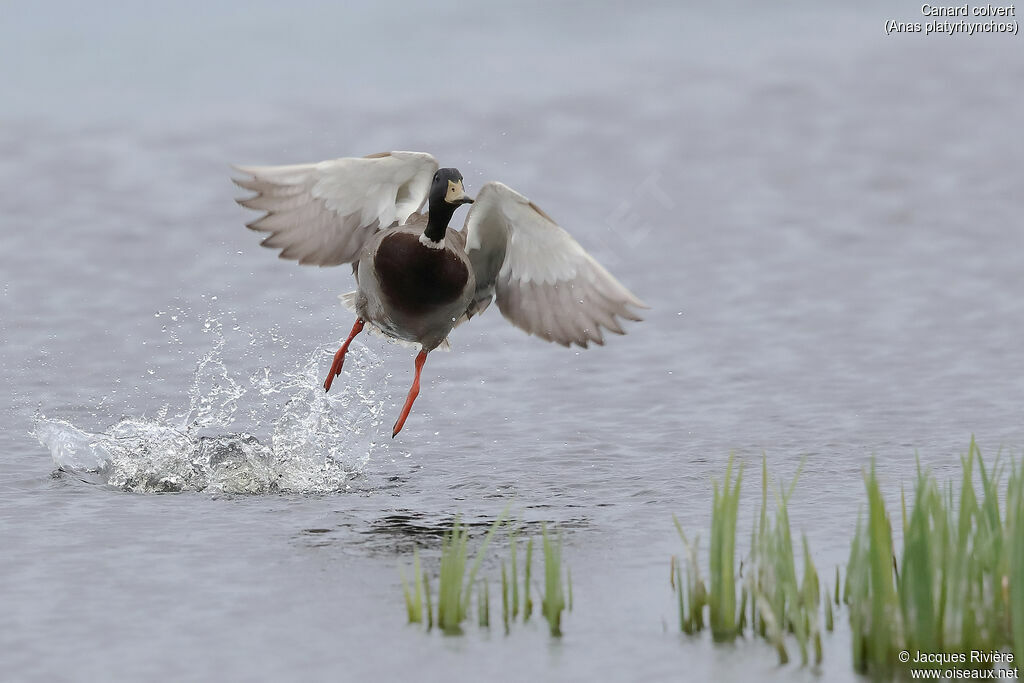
xmin=462 ymin=181 xmax=646 ymax=348
xmin=232 ymin=151 xmax=438 ymax=266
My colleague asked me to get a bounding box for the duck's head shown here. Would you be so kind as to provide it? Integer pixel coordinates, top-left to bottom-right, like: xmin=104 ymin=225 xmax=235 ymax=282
xmin=429 ymin=168 xmax=474 ymax=209
xmin=423 ymin=168 xmax=474 ymax=243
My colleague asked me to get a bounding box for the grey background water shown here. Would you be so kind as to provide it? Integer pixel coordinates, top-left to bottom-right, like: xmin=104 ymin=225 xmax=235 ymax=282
xmin=2 ymin=1 xmax=1023 ymax=681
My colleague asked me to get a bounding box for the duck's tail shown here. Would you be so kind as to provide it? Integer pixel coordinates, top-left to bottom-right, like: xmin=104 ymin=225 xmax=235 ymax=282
xmin=337 ymin=292 xmax=451 ymax=351
xmin=339 ymin=291 xmax=358 ymax=313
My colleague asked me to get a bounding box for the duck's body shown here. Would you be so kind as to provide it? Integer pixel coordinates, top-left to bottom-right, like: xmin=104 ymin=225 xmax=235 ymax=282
xmin=233 ymin=151 xmax=646 ymax=437
xmin=354 ymin=218 xmax=473 ymax=351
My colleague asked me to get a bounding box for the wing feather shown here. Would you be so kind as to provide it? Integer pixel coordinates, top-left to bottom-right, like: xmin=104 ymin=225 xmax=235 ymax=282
xmin=232 ymin=151 xmax=438 ymax=267
xmin=463 ymin=181 xmax=646 ymax=348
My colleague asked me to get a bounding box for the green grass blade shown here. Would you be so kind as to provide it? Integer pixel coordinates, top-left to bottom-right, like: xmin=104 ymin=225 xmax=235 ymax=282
xmin=541 ymin=524 xmax=565 ymax=637
xmin=510 ymin=530 xmax=520 ymax=619
xmin=424 ymin=569 xmax=434 ymax=632
xmin=524 ymin=537 xmax=534 ymax=620
xmin=501 ymin=562 xmax=509 ymax=633
xmin=567 ymin=567 xmax=573 ymax=612
xmin=461 ymin=511 xmax=509 ymax=620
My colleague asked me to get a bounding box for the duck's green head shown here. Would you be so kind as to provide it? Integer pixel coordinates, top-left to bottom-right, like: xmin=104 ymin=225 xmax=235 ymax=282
xmin=430 ymin=168 xmax=474 ymax=209
xmin=424 ymin=168 xmax=474 ymax=243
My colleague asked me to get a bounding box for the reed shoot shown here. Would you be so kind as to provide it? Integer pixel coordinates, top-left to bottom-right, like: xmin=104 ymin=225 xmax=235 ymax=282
xmin=541 ymin=524 xmax=568 ymax=637
xmin=846 ymin=438 xmax=1023 ymax=676
xmin=673 ymin=455 xmax=823 ymax=666
xmin=399 ymin=514 xmax=569 ymax=637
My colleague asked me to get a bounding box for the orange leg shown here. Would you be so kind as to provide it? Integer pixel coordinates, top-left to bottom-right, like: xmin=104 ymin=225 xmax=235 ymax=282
xmin=392 ymin=350 xmax=428 ymax=438
xmin=323 ymin=318 xmax=365 ymax=392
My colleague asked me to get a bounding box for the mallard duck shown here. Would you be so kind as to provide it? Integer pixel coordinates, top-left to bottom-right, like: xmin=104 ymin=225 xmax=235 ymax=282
xmin=233 ymin=151 xmax=646 ymax=437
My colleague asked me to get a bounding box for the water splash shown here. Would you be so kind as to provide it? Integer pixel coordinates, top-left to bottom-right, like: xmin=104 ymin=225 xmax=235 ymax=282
xmin=33 ymin=324 xmax=388 ymax=494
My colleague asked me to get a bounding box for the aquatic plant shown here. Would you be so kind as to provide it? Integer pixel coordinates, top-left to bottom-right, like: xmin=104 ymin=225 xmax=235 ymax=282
xmin=672 ymin=440 xmax=1024 ymax=675
xmin=671 ymin=519 xmax=706 ymax=634
xmin=398 ymin=515 xmax=504 ymax=634
xmin=436 ymin=515 xmax=504 ymax=634
xmin=399 ymin=548 xmax=426 ymax=624
xmin=501 ymin=531 xmax=532 ymax=632
xmin=745 ymin=457 xmax=824 ymax=666
xmin=510 ymin=531 xmax=520 ymax=620
xmin=845 ymin=439 xmax=1023 ymax=676
xmin=672 ymin=455 xmax=823 ymax=665
xmin=524 ymin=537 xmax=534 ymax=620
xmin=709 ymin=455 xmax=743 ymax=641
xmin=477 ymin=578 xmax=490 ymax=629
xmin=540 ymin=524 xmax=570 ymax=637
xmin=401 ymin=515 xmax=570 ymax=637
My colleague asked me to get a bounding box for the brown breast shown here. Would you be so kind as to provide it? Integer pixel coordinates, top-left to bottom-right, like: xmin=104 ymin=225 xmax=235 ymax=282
xmin=373 ymin=231 xmax=469 ymax=317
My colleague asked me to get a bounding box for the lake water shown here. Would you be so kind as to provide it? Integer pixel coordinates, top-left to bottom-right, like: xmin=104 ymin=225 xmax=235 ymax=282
xmin=2 ymin=1 xmax=1023 ymax=681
